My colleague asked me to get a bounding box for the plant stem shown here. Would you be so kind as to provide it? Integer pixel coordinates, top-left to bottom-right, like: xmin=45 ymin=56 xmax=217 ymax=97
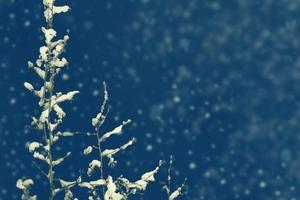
xmin=96 ymin=128 xmax=105 ymax=198
xmin=46 ymin=5 xmax=55 ymax=200
xmin=47 ymin=71 xmax=55 ymax=200
xmin=167 ymin=156 xmax=173 ymax=197
xmin=94 ymin=82 xmax=108 ymax=198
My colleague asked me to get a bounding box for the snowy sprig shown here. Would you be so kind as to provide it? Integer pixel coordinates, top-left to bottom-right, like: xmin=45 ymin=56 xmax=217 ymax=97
xmin=101 ymin=138 xmax=135 ymax=167
xmin=99 ymin=119 xmax=132 ymax=143
xmin=163 ymin=156 xmax=187 ymax=200
xmin=79 ymin=86 xmax=163 ymax=199
xmin=18 ymin=0 xmax=78 ymax=199
xmin=91 ymin=82 xmax=109 ymax=130
xmin=168 ymin=180 xmax=187 ymax=200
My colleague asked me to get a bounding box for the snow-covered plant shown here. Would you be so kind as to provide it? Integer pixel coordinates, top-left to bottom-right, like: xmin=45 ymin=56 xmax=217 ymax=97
xmin=17 ymin=0 xmax=75 ymax=199
xmin=17 ymin=1 xmax=186 ymax=200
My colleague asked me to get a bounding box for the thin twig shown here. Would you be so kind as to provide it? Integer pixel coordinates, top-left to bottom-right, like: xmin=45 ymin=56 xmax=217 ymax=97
xmin=167 ymin=155 xmax=173 ymax=196
xmin=32 ymin=161 xmax=48 ymax=178
xmin=47 ymin=71 xmax=56 ymax=200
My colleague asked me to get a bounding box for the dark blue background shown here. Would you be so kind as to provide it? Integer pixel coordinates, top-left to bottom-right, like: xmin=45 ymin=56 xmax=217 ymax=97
xmin=1 ymin=0 xmax=300 ymax=199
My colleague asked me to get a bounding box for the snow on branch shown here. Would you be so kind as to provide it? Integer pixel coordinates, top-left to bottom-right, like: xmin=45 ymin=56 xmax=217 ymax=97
xmin=16 ymin=178 xmax=37 ymax=200
xmin=92 ymin=82 xmax=108 ymax=129
xmin=99 ymin=119 xmax=132 ymax=143
xmin=104 ymin=176 xmax=124 ymax=200
xmin=101 ymin=138 xmax=135 ymax=167
xmin=43 ymin=0 xmax=70 ymax=24
xmin=87 ymin=159 xmax=102 ymax=176
xmin=168 ymin=179 xmax=187 ymax=200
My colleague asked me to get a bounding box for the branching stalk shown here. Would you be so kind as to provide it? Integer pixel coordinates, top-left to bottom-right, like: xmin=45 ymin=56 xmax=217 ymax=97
xmin=95 ymin=82 xmax=109 ymax=198
xmin=47 ymin=72 xmax=55 ymax=200
xmin=45 ymin=6 xmax=56 ymax=197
